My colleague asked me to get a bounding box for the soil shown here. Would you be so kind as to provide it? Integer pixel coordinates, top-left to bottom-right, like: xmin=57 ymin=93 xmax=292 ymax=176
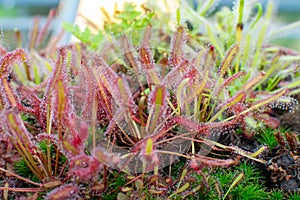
xmin=213 ymin=103 xmax=300 ymax=193
xmin=279 ymin=106 xmax=300 ymax=134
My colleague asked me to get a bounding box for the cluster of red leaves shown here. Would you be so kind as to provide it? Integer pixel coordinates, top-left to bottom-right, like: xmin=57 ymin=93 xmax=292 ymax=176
xmin=0 ymin=22 xmax=298 ymax=199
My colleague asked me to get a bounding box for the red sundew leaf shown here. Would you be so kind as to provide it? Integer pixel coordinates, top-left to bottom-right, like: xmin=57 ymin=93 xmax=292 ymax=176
xmin=139 ymin=138 xmax=159 ymax=166
xmin=218 ymin=44 xmax=239 ymax=77
xmin=139 ymin=46 xmax=160 ymax=84
xmin=79 ymin=57 xmax=100 ymax=121
xmin=229 ymin=103 xmax=249 ymax=117
xmin=78 ymin=121 xmax=89 ymax=144
xmin=44 ymin=47 xmax=68 ymax=101
xmin=0 ymin=48 xmax=28 ymax=78
xmin=183 ymin=68 xmax=198 ymax=80
xmin=16 ymin=85 xmax=46 ymax=126
xmin=242 ymin=71 xmax=266 ymax=91
xmin=63 ymin=120 xmax=88 ymax=155
xmin=169 ymin=26 xmax=186 ymax=66
xmin=45 ymin=184 xmax=79 ymax=200
xmin=56 ymin=79 xmax=66 ymax=120
xmin=84 ymin=57 xmax=114 ymax=120
xmin=35 ymin=133 xmax=58 ymax=144
xmin=139 ymin=46 xmax=154 ymax=70
xmin=194 ymin=45 xmax=216 ymax=72
xmin=95 ymin=58 xmax=118 ymax=91
xmin=193 ymin=154 xmax=240 ymax=169
xmin=148 ymin=85 xmax=167 ymax=107
xmin=36 ymin=8 xmax=56 ymax=46
xmin=14 ymin=29 xmax=22 ymax=47
xmin=95 ymin=58 xmax=137 ymax=117
xmin=215 ymin=71 xmax=246 ymax=96
xmin=0 ymin=49 xmax=28 ymax=108
xmin=69 ymin=154 xmax=103 ymax=181
xmin=162 ymin=59 xmax=190 ymax=90
xmin=131 ymin=118 xmax=175 ymax=153
xmin=0 ymin=78 xmax=19 ymax=108
xmin=120 ymin=35 xmax=139 ymax=73
xmin=6 ymin=112 xmax=37 ymax=154
xmin=254 ymin=113 xmax=280 ymax=129
xmin=96 ymin=81 xmax=113 ymax=121
xmin=29 ymin=17 xmax=39 ymax=51
xmin=174 ymin=116 xmax=238 ymax=134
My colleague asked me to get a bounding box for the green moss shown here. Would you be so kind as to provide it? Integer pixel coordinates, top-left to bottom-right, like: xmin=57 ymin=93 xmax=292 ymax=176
xmin=257 ymin=128 xmax=279 ymax=150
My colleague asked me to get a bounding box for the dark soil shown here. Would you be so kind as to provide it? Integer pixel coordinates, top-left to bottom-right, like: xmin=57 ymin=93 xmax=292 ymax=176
xmin=214 ymin=104 xmax=300 ymax=193
xmin=279 ymin=105 xmax=300 ymax=134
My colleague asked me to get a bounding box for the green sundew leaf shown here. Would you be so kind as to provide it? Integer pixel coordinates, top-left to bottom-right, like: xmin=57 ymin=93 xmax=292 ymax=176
xmin=241 ymin=33 xmax=251 ymax=68
xmin=199 ymin=0 xmax=215 ymax=16
xmin=45 ymin=61 xmax=52 ymax=72
xmin=176 ymin=183 xmax=190 ymax=194
xmin=33 ymin=64 xmax=41 ymax=84
xmin=252 ymin=0 xmax=273 ymax=69
xmin=250 ymin=4 xmax=263 ymax=29
xmin=237 ymin=0 xmax=245 ymax=24
xmin=279 ymin=55 xmax=300 ymax=62
xmin=29 ymin=18 xmax=39 ymax=50
xmin=223 ymin=172 xmax=244 ymax=200
xmin=169 ymin=168 xmax=189 ymax=198
xmin=270 ymin=21 xmax=300 ymax=40
xmin=178 ymin=168 xmax=188 ymax=190
xmin=266 ymin=75 xmax=281 ymax=91
xmin=155 ymin=87 xmax=164 ymax=105
xmin=250 ymin=146 xmax=267 ymax=158
xmin=14 ymin=64 xmax=26 ymax=83
xmin=282 ymin=79 xmax=300 ymax=91
xmin=145 ymin=138 xmax=153 ymax=156
xmin=176 ymin=8 xmax=181 ymax=25
xmin=206 ymin=24 xmax=223 ymax=56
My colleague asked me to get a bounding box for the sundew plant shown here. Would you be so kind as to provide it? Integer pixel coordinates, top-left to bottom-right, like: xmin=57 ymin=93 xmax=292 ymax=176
xmin=0 ymin=0 xmax=300 ymax=199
